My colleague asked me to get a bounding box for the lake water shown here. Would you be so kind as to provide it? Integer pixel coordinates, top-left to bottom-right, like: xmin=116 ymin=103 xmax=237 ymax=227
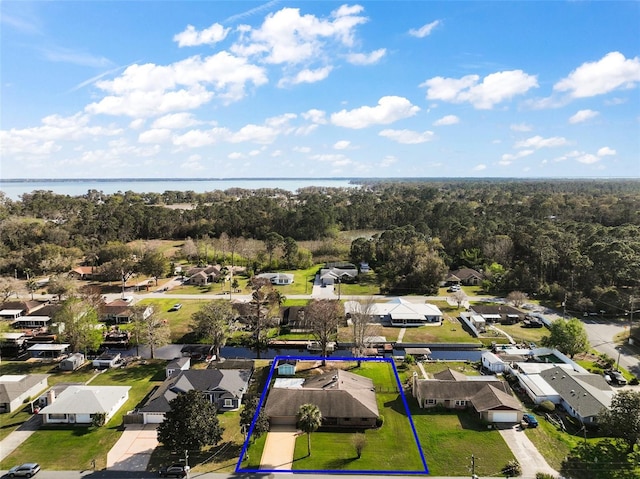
xmin=0 ymin=178 xmax=358 ymax=200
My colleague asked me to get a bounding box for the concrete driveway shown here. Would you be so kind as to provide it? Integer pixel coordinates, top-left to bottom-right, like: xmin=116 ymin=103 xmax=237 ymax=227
xmin=107 ymin=424 xmax=158 ymax=471
xmin=498 ymin=424 xmax=558 ymax=478
xmin=259 ymin=425 xmax=299 ymax=470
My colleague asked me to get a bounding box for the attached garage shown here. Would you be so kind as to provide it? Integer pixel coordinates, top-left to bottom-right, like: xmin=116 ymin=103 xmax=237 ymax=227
xmin=488 ymin=411 xmax=520 ymax=423
xmin=268 ymin=415 xmax=297 ymax=426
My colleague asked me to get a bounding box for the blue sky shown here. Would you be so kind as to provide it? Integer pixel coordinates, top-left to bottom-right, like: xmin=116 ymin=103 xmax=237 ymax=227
xmin=1 ymin=1 xmax=639 ymax=179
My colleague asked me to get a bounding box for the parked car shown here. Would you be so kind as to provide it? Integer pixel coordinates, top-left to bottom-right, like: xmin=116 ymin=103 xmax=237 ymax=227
xmin=606 ymin=369 xmax=627 ymax=385
xmin=158 ymin=463 xmax=189 ymax=477
xmin=522 ymin=413 xmax=538 ymax=428
xmin=169 ymin=303 xmax=183 ymax=312
xmin=7 ymin=463 xmax=41 ymax=477
xmin=447 ymin=285 xmax=461 ymax=292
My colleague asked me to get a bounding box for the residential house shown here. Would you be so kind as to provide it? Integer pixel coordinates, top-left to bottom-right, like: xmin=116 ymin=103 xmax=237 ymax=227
xmin=256 ymin=272 xmax=294 ymax=285
xmin=69 ymin=266 xmax=96 ymax=280
xmin=515 ymin=365 xmax=612 ymax=424
xmin=469 ymin=304 xmax=525 ymax=324
xmin=481 ymin=351 xmax=507 ymax=373
xmin=166 ymin=357 xmax=190 ymax=378
xmin=319 ymin=263 xmax=359 ymax=286
xmin=264 ymin=369 xmax=379 ymax=428
xmin=446 ymin=268 xmax=484 ymax=286
xmin=102 ymin=300 xmax=150 ymax=324
xmin=344 ymin=298 xmax=443 ymax=327
xmin=0 ymin=374 xmax=50 ymax=413
xmin=412 ymin=368 xmax=522 ymax=423
xmin=138 ymin=368 xmax=252 ymax=424
xmin=1 ymin=300 xmax=47 ymax=317
xmin=93 ymin=352 xmax=121 ymax=369
xmin=185 ymin=265 xmax=222 ymax=286
xmin=27 ymin=343 xmax=70 ymax=359
xmin=38 ymin=385 xmax=130 ymax=425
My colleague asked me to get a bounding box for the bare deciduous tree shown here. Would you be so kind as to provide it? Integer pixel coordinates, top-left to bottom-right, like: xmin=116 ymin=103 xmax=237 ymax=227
xmin=349 ymin=297 xmax=376 ymax=364
xmin=306 ymin=299 xmax=341 ymax=366
xmin=449 ymin=289 xmax=468 ymax=309
xmin=506 ymin=290 xmax=528 ymax=307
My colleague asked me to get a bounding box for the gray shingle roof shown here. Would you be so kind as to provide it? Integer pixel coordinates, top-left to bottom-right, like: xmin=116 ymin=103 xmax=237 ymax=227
xmin=264 ymin=369 xmax=379 ymax=419
xmin=0 ymin=374 xmax=49 ymax=403
xmin=539 ymin=366 xmax=611 ymax=418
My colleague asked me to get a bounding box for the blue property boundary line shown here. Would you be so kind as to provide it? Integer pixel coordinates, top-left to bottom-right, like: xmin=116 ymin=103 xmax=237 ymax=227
xmin=235 ymin=355 xmax=429 ymax=475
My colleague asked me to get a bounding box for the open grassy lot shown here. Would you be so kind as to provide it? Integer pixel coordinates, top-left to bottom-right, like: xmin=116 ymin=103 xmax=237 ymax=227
xmin=488 ymin=322 xmax=549 ymax=344
xmin=136 ymin=298 xmax=209 ymax=341
xmin=409 ymin=402 xmax=515 ymax=476
xmin=0 ymin=360 xmax=166 ymax=471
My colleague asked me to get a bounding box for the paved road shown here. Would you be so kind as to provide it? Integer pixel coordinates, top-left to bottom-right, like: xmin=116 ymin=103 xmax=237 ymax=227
xmin=582 ymin=318 xmax=639 ymax=376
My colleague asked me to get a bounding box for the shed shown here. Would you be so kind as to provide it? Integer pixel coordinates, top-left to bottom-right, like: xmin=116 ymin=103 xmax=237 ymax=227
xmin=276 ymin=360 xmax=297 ymax=376
xmin=481 ymin=351 xmax=506 ymax=373
xmin=404 ymin=348 xmax=432 ymax=360
xmin=60 ymin=353 xmax=85 ymax=371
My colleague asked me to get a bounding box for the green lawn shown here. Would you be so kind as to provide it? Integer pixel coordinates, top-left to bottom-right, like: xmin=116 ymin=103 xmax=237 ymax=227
xmin=136 ymin=298 xmax=209 ymax=341
xmin=486 ymin=322 xmax=549 ymax=344
xmin=0 ymin=361 xmax=166 ymax=471
xmin=409 ymin=403 xmax=515 ymax=476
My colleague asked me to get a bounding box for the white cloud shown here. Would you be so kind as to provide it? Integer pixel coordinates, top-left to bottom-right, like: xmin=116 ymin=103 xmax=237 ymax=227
xmin=173 ymin=129 xmax=221 ymax=148
xmin=379 ymin=129 xmax=434 ymax=144
xmin=230 ymin=124 xmax=279 ymax=144
xmin=310 ymin=153 xmax=351 ymax=167
xmin=409 ymin=20 xmax=441 ymax=38
xmin=293 ymin=146 xmax=311 ymax=153
xmin=129 ymin=119 xmax=145 ymax=130
xmin=86 ymin=52 xmax=267 ymax=117
xmin=334 ymin=140 xmax=351 ymax=150
xmin=181 ymin=154 xmax=205 ymax=170
xmin=173 ymin=23 xmax=230 ymax=47
xmin=554 ymin=51 xmax=640 ymax=98
xmin=433 ymin=114 xmax=459 ymax=126
xmin=249 ymin=149 xmax=261 ymax=156
xmin=597 ymin=146 xmax=616 ymax=156
xmin=228 ymin=152 xmax=244 ymax=160
xmin=331 ymin=96 xmax=420 ymax=129
xmin=231 ymin=5 xmax=368 ymax=65
xmin=152 ymin=112 xmax=202 ymax=129
xmin=346 ymin=48 xmax=386 ymax=65
xmin=302 ymin=109 xmax=327 ymax=124
xmin=510 ymin=123 xmax=532 ymax=132
xmin=500 ymin=149 xmax=534 ymax=165
xmin=138 ymin=128 xmax=172 ymax=144
xmin=569 ymin=109 xmax=599 ymax=124
xmin=576 ymin=153 xmax=600 ymax=164
xmin=473 ymin=164 xmax=487 ymax=171
xmin=515 ymin=135 xmax=569 ymax=149
xmin=422 ymin=70 xmax=538 ymax=109
xmin=0 ymin=112 xmax=121 ymax=156
xmin=280 ymin=66 xmax=333 ymax=86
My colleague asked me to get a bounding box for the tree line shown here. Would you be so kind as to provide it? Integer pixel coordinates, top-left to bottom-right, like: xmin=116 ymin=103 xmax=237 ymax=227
xmin=0 ymin=179 xmax=638 ymax=307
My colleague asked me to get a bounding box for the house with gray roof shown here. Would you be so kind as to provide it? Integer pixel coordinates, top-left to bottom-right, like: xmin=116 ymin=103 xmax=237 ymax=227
xmin=264 ymin=369 xmax=379 ymax=428
xmin=139 ymin=368 xmax=252 ymax=424
xmin=537 ymin=366 xmax=612 ymax=424
xmin=0 ymin=374 xmax=49 ymax=413
xmin=412 ymin=368 xmax=522 ymax=423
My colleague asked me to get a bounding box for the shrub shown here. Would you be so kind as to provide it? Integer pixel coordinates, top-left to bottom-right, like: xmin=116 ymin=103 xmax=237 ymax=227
xmin=502 ymin=459 xmax=522 ymax=477
xmin=351 ymin=433 xmax=367 ymax=458
xmin=375 ymin=415 xmax=384 ymax=428
xmin=538 ymin=400 xmax=555 ymax=413
xmin=535 ymin=473 xmax=557 ymax=479
xmin=404 ymin=354 xmax=415 ymax=365
xmin=629 ymin=377 xmax=639 ymax=385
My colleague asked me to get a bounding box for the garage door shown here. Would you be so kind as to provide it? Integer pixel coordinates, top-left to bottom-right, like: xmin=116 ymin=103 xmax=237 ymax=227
xmin=492 ymin=412 xmax=519 ymax=423
xmin=269 ymin=416 xmax=296 ymax=426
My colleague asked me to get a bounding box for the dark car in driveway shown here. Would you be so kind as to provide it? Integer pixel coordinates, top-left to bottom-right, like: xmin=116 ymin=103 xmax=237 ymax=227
xmin=158 ymin=463 xmax=189 ymax=477
xmin=605 ymin=369 xmax=627 ymax=386
xmin=522 ymin=413 xmax=538 ymax=428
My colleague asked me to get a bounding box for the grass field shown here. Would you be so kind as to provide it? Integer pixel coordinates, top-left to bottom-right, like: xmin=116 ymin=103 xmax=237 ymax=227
xmin=136 ymin=298 xmax=209 ymax=341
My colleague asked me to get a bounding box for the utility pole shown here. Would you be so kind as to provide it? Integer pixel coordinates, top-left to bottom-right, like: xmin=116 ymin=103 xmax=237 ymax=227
xmin=471 ymin=454 xmax=477 ymax=479
xmin=629 ymin=297 xmax=635 ymax=345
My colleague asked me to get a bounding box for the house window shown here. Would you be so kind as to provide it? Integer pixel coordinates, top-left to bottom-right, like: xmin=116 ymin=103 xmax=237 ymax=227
xmin=455 ymin=400 xmax=467 ymax=406
xmin=49 ymin=413 xmax=67 ymax=420
xmin=426 ymin=399 xmax=436 ymax=405
xmin=224 ymin=399 xmax=233 ymax=408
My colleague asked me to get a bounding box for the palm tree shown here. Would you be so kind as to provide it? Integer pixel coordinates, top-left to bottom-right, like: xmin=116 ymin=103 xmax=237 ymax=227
xmin=297 ymin=403 xmax=322 ymax=456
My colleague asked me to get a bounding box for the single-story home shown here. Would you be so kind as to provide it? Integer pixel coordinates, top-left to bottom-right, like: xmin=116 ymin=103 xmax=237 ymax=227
xmin=445 ymin=268 xmax=484 ymax=286
xmin=185 ymin=265 xmax=222 ymax=285
xmin=469 ymin=304 xmax=525 ymax=324
xmin=38 ymin=385 xmax=130 ymax=425
xmin=68 ymin=266 xmax=96 ymax=280
xmin=12 ymin=316 xmax=51 ymax=329
xmin=27 ymin=343 xmax=70 ymax=359
xmin=138 ymin=368 xmax=252 ymax=424
xmin=102 ymin=300 xmax=151 ymax=324
xmin=1 ymin=300 xmax=46 ymax=317
xmin=0 ymin=374 xmax=50 ymax=413
xmin=93 ymin=352 xmax=121 ymax=369
xmin=256 ymin=272 xmax=294 ymax=285
xmin=516 ymin=365 xmax=612 ymax=424
xmin=264 ymin=369 xmax=379 ymax=428
xmin=344 ymin=298 xmax=443 ymax=327
xmin=412 ymin=369 xmax=522 ymax=424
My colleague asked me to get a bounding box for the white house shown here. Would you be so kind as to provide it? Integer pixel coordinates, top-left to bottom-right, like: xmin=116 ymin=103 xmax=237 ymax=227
xmin=256 ymin=272 xmax=294 ymax=285
xmin=38 ymin=385 xmax=130 ymax=425
xmin=344 ymin=298 xmax=443 ymax=327
xmin=481 ymin=351 xmax=506 ymax=373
